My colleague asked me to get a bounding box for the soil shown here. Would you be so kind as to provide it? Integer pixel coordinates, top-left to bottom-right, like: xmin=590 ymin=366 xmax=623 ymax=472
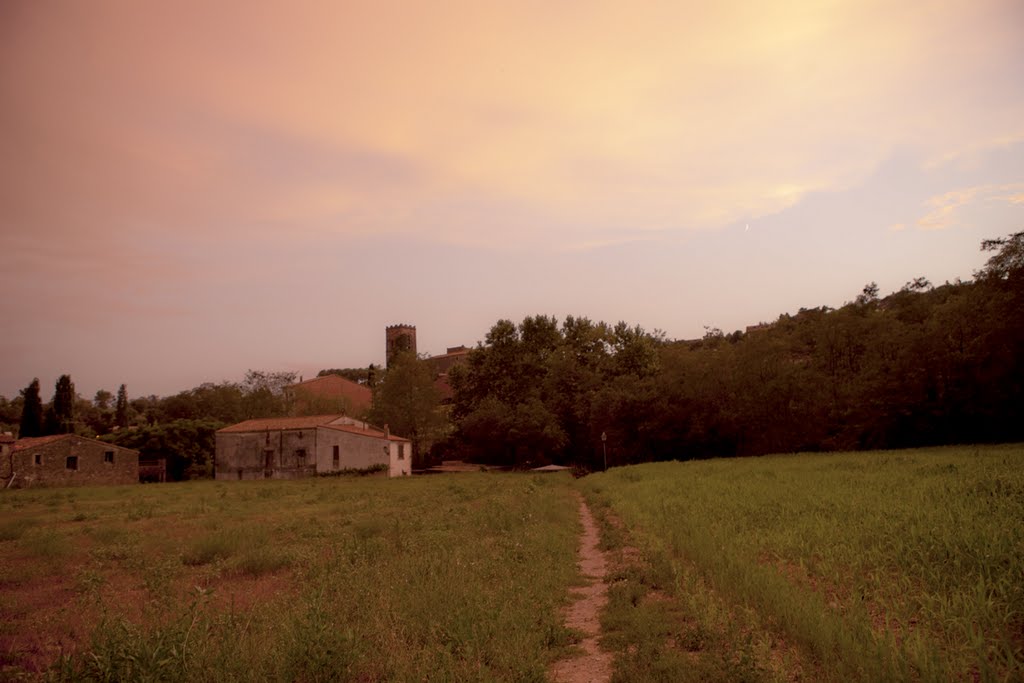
xmin=549 ymin=494 xmax=613 ymax=683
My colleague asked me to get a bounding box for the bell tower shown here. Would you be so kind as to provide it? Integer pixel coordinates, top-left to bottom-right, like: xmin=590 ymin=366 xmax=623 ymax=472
xmin=385 ymin=324 xmax=417 ymax=368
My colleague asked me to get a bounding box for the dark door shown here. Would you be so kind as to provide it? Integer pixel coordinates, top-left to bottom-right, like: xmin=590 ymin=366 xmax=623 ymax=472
xmin=264 ymin=449 xmax=274 ymax=479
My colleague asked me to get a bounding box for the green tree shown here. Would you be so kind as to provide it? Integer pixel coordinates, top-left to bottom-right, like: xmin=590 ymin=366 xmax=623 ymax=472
xmin=368 ymin=352 xmax=446 ymax=468
xmin=115 ymin=384 xmax=129 ymax=428
xmin=976 ymin=230 xmax=1024 ymax=281
xmin=242 ymin=370 xmax=296 ymax=418
xmin=44 ymin=375 xmax=75 ymax=435
xmin=0 ymin=394 xmax=22 ymax=435
xmin=93 ymin=389 xmax=113 ymax=411
xmin=450 ymin=315 xmax=663 ymax=468
xmin=19 ymin=378 xmax=44 ymax=438
xmin=102 ymin=418 xmax=223 ymax=480
xmin=317 ymin=367 xmax=372 ymax=384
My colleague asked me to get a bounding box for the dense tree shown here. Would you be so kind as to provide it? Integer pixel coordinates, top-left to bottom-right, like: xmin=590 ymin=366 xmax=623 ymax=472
xmin=317 ymin=367 xmax=372 ymax=384
xmin=450 ymin=315 xmax=663 ymax=468
xmin=102 ymin=419 xmax=223 ymax=481
xmin=0 ymin=395 xmax=22 ymax=435
xmin=93 ymin=389 xmax=113 ymax=411
xmin=368 ymin=352 xmax=446 ymax=468
xmin=115 ymin=384 xmax=129 ymax=428
xmin=976 ymin=230 xmax=1024 ymax=281
xmin=444 ymin=233 xmax=1024 ymax=467
xmin=242 ymin=369 xmax=296 ymax=418
xmin=19 ymin=379 xmax=44 ymax=438
xmin=44 ymin=375 xmax=75 ymax=435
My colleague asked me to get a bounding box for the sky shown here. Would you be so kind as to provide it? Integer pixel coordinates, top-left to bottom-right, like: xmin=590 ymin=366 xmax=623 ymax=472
xmin=2 ymin=0 xmax=1023 ymax=401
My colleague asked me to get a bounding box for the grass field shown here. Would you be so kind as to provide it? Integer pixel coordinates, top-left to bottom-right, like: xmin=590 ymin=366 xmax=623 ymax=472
xmin=2 ymin=444 xmax=1021 ymax=682
xmin=0 ymin=473 xmax=579 ymax=681
xmin=579 ymin=444 xmax=1024 ymax=682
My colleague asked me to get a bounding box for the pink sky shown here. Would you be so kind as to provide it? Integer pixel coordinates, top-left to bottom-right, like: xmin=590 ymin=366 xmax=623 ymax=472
xmin=2 ymin=0 xmax=1023 ymax=400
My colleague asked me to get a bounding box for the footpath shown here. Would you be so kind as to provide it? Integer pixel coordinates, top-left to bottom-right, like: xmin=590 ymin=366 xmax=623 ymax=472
xmin=549 ymin=494 xmax=613 ymax=683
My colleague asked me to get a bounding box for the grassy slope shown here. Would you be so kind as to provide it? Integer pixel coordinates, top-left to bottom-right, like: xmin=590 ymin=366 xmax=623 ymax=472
xmin=578 ymin=444 xmax=1024 ymax=683
xmin=0 ymin=473 xmax=579 ymax=682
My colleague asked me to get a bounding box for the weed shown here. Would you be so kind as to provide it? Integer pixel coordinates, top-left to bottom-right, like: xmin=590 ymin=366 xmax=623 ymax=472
xmin=181 ymin=531 xmax=237 ymax=566
xmin=235 ymin=545 xmax=291 ymax=576
xmin=23 ymin=528 xmax=71 ymax=559
xmin=0 ymin=517 xmax=34 ymax=541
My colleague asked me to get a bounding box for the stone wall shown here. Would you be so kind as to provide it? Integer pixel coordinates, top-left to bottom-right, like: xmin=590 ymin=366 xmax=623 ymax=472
xmin=316 ymin=428 xmax=394 ymax=474
xmin=8 ymin=436 xmax=138 ymax=488
xmin=215 ymin=429 xmax=318 ymax=481
xmin=216 ymin=425 xmax=411 ymax=479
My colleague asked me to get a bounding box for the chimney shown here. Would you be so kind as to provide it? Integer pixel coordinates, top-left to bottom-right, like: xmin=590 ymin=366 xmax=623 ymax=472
xmin=384 ymin=423 xmax=390 ymax=440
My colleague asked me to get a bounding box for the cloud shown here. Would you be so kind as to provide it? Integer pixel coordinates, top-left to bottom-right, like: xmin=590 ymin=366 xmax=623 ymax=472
xmin=916 ymin=183 xmax=1024 ymax=230
xmin=1 ymin=0 xmax=1023 ymax=256
xmin=6 ymin=0 xmax=1024 ymax=400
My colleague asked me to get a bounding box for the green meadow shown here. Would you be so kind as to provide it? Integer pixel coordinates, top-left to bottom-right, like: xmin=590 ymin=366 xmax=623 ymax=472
xmin=0 ymin=474 xmax=579 ymax=681
xmin=1 ymin=444 xmax=1022 ymax=682
xmin=580 ymin=444 xmax=1024 ymax=682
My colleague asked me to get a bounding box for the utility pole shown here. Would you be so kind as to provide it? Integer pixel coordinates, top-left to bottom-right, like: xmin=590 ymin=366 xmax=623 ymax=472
xmin=601 ymin=431 xmax=607 ymax=472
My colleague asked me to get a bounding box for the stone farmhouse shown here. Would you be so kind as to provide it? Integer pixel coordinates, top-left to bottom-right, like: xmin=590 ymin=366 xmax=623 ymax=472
xmin=284 ymin=374 xmax=372 ymax=416
xmin=1 ymin=434 xmax=139 ymax=488
xmin=215 ymin=414 xmax=411 ymax=480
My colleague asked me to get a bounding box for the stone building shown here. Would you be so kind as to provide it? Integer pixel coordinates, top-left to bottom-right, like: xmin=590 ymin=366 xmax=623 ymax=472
xmin=386 ymin=324 xmax=417 ymax=368
xmin=1 ymin=434 xmax=139 ymax=488
xmin=284 ymin=374 xmax=372 ymax=416
xmin=215 ymin=414 xmax=411 ymax=480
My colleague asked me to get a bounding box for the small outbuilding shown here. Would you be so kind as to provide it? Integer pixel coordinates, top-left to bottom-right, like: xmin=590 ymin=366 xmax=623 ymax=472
xmin=215 ymin=414 xmax=411 ymax=480
xmin=2 ymin=434 xmax=139 ymax=488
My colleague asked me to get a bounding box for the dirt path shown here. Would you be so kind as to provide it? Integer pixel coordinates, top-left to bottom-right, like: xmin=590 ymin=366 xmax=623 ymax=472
xmin=549 ymin=493 xmax=613 ymax=683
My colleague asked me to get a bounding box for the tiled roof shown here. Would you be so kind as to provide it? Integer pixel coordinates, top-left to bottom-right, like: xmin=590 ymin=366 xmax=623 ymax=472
xmin=322 ymin=423 xmax=411 ymax=442
xmin=427 ymin=348 xmax=471 ymax=361
xmin=286 ymin=374 xmax=372 ymax=411
xmin=12 ymin=433 xmax=139 ymax=454
xmin=217 ymin=415 xmax=346 ymax=433
xmin=218 ymin=415 xmax=411 ymax=442
xmin=12 ymin=434 xmax=72 ymax=451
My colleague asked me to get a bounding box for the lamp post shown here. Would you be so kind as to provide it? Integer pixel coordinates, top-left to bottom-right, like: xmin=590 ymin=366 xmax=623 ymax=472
xmin=601 ymin=431 xmax=607 ymax=472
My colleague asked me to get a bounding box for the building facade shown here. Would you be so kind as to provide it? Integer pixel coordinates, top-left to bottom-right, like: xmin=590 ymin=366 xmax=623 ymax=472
xmin=1 ymin=434 xmax=139 ymax=488
xmin=215 ymin=414 xmax=411 ymax=481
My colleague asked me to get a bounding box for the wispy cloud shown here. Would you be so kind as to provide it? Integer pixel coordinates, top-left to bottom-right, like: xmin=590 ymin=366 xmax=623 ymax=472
xmin=3 ymin=0 xmax=1023 ymax=253
xmin=917 ymin=183 xmax=1024 ymax=230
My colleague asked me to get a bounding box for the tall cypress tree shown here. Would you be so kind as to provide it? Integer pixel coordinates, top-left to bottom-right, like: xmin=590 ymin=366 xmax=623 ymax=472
xmin=46 ymin=375 xmax=76 ymax=434
xmin=19 ymin=378 xmax=44 ymax=438
xmin=115 ymin=384 xmax=129 ymax=429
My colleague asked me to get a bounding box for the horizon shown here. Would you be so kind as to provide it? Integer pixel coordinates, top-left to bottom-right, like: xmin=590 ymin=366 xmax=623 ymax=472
xmin=2 ymin=1 xmax=1023 ymax=400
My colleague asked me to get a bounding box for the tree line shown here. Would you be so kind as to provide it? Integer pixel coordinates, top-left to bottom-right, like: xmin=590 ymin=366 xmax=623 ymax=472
xmin=3 ymin=232 xmax=1020 ymax=475
xmin=0 ymin=370 xmax=302 ymax=480
xmin=442 ymin=232 xmax=1024 ymax=468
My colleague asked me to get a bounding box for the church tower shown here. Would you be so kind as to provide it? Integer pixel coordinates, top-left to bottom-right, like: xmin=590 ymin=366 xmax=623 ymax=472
xmin=385 ymin=324 xmax=417 ymax=368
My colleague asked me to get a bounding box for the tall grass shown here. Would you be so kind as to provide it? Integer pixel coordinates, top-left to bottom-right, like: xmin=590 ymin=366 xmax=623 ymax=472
xmin=579 ymin=444 xmax=1024 ymax=682
xmin=1 ymin=473 xmax=580 ymax=681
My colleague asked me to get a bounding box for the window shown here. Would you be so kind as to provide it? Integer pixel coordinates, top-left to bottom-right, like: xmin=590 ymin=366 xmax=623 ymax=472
xmin=332 ymin=445 xmax=340 ymax=468
xmin=104 ymin=451 xmax=114 ymax=464
xmin=66 ymin=456 xmax=78 ymax=470
xmin=34 ymin=454 xmax=42 ymax=466
xmin=398 ymin=444 xmax=405 ymax=460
